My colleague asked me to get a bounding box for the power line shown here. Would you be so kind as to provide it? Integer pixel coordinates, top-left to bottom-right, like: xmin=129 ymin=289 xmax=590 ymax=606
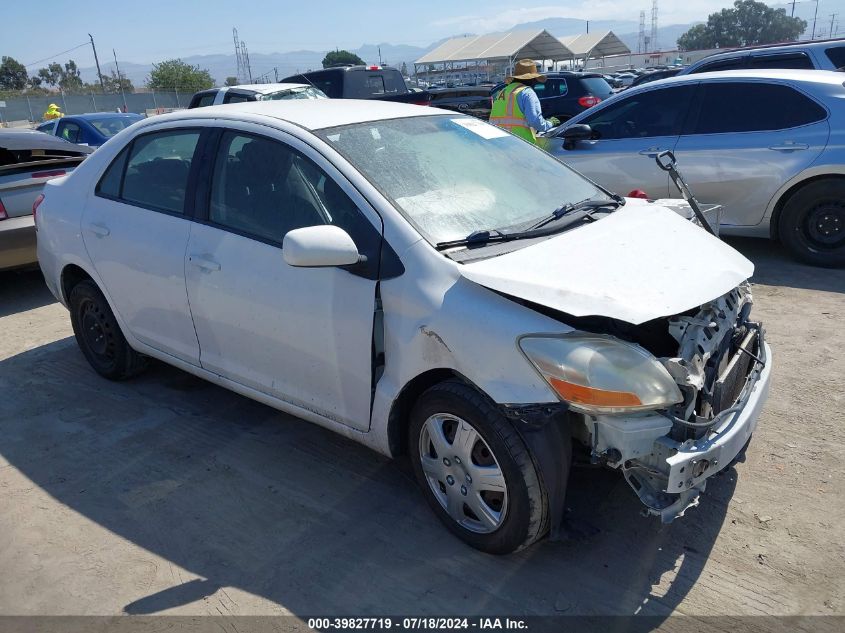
xmin=25 ymin=42 xmax=90 ymax=68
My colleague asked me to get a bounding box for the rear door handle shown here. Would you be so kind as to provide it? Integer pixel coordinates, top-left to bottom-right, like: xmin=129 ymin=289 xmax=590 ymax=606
xmin=638 ymin=147 xmax=667 ymax=156
xmin=189 ymin=255 xmax=221 ymax=272
xmin=87 ymin=223 xmax=110 ymax=238
xmin=769 ymin=142 xmax=809 ymax=151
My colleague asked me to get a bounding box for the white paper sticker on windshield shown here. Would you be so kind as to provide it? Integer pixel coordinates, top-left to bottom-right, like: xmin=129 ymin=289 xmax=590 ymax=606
xmin=451 ymin=118 xmax=509 ymax=139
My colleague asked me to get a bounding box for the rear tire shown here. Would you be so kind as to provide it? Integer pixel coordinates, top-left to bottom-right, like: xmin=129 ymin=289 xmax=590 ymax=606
xmin=778 ymin=179 xmax=845 ymax=267
xmin=408 ymin=380 xmax=547 ymax=554
xmin=68 ymin=280 xmax=148 ymax=380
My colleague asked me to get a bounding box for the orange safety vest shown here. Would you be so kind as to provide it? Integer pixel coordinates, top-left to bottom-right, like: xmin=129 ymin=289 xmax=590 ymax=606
xmin=489 ymin=83 xmax=536 ymax=144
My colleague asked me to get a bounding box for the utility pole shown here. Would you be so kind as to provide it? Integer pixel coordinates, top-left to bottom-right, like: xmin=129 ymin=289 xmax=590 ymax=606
xmin=812 ymin=0 xmax=820 ymax=39
xmin=89 ymin=33 xmax=105 ymax=93
xmin=378 ymin=47 xmax=383 ymax=65
xmin=113 ymin=49 xmax=127 ymax=112
xmin=830 ymin=13 xmax=838 ymax=38
xmin=791 ymin=0 xmax=797 ymax=16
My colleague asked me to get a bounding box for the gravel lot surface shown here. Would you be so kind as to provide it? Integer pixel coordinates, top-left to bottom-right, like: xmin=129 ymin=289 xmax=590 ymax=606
xmin=0 ymin=238 xmax=843 ymax=624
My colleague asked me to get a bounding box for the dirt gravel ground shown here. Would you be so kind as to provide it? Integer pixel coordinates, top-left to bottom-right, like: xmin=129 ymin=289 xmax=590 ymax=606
xmin=0 ymin=237 xmax=843 ymax=625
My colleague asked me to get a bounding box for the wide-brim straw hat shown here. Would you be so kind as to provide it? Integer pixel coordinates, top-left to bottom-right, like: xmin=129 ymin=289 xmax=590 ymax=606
xmin=506 ymin=59 xmax=547 ymax=83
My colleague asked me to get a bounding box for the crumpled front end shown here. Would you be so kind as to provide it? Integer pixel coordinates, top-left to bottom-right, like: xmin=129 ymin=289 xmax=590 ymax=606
xmin=588 ymin=284 xmax=772 ymax=522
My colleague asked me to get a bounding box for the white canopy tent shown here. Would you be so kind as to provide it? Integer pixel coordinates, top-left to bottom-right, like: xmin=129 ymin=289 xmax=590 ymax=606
xmin=559 ymin=31 xmax=631 ymax=65
xmin=414 ymin=30 xmax=574 ymax=84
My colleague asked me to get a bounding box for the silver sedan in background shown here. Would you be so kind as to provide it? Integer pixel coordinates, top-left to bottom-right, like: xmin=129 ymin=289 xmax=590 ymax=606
xmin=546 ymin=70 xmax=845 ymax=267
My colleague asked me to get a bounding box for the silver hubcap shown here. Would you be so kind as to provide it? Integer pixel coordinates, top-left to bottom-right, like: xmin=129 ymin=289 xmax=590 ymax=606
xmin=418 ymin=414 xmax=508 ymax=534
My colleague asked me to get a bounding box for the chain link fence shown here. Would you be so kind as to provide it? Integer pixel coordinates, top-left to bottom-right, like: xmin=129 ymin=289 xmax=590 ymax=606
xmin=0 ymin=91 xmax=190 ymax=126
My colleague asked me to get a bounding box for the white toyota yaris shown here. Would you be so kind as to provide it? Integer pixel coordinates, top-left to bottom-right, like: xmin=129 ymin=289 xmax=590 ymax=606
xmin=36 ymin=100 xmax=772 ymax=553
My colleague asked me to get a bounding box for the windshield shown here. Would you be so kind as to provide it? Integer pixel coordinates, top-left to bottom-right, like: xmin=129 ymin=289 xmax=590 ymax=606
xmin=89 ymin=116 xmax=142 ymax=138
xmin=316 ymin=115 xmax=602 ymax=244
xmin=260 ymin=86 xmax=328 ymax=100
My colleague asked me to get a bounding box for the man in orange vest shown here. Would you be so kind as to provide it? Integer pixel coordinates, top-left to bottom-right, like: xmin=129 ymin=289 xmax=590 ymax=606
xmin=489 ymin=60 xmax=559 ymax=145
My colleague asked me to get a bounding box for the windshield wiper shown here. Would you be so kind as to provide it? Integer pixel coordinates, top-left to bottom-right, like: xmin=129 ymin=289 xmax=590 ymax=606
xmin=435 ymin=195 xmax=625 ymax=252
xmin=525 ymin=197 xmax=624 ymax=232
xmin=435 ymin=229 xmax=512 ymax=251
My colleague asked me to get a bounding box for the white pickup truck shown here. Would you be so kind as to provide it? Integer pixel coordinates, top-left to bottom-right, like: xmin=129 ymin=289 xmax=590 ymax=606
xmin=0 ymin=129 xmax=91 ymax=271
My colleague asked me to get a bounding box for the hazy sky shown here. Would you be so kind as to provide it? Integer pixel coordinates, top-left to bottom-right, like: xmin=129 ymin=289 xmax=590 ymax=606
xmin=4 ymin=0 xmax=837 ymax=66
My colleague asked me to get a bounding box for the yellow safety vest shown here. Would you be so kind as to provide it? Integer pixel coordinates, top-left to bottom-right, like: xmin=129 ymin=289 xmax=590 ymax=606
xmin=489 ymin=83 xmax=536 ymax=144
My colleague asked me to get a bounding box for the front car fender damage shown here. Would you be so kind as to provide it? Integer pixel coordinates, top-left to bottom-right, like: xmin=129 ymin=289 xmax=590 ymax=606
xmin=499 ymin=402 xmax=573 ymax=540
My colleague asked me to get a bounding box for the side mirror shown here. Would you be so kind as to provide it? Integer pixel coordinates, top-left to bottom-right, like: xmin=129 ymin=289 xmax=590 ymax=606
xmin=560 ymin=123 xmax=593 ymax=143
xmin=559 ymin=124 xmax=593 ymax=146
xmin=283 ymin=225 xmax=363 ymax=268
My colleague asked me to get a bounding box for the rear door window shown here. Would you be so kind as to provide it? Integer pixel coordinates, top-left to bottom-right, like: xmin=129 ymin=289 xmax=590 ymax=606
xmin=747 ymin=52 xmax=814 ymax=70
xmin=582 ymin=84 xmax=695 ymax=139
xmin=194 ymin=93 xmax=216 ymax=108
xmin=690 ymin=82 xmax=827 ymax=134
xmin=119 ymin=130 xmax=201 ymax=214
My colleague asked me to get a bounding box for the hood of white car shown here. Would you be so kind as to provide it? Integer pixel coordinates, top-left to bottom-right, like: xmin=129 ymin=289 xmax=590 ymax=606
xmin=459 ymin=203 xmax=753 ymax=325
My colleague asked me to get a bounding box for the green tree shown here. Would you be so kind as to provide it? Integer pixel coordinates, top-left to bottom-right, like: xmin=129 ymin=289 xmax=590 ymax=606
xmin=678 ymin=0 xmax=806 ymax=50
xmin=0 ymin=56 xmax=28 ymax=90
xmin=35 ymin=60 xmax=83 ymax=91
xmin=321 ymin=50 xmax=365 ymax=68
xmin=147 ymin=59 xmax=214 ymax=93
xmin=102 ymin=70 xmax=134 ymax=94
xmin=224 ymin=76 xmax=238 ymax=86
xmin=400 ymin=62 xmax=408 ymax=77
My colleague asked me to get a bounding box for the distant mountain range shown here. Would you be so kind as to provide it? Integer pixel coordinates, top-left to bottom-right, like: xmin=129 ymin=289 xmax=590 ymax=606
xmin=78 ymin=18 xmax=698 ymax=87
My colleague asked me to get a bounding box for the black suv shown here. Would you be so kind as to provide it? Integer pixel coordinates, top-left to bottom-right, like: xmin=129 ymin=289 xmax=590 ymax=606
xmin=492 ymin=72 xmax=613 ymax=121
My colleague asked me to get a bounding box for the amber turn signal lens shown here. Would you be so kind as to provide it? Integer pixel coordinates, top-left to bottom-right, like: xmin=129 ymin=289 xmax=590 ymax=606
xmin=548 ymin=377 xmax=642 ymax=408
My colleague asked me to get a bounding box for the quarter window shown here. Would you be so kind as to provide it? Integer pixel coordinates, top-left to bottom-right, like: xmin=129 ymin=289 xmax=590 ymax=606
xmin=119 ymin=130 xmax=200 ymax=214
xmin=59 ymin=122 xmax=82 ymax=143
xmin=208 ymin=132 xmax=374 ymax=249
xmin=825 ymin=45 xmax=845 ymax=68
xmin=582 ymin=85 xmax=695 ymax=139
xmin=691 ymin=82 xmax=827 ymax=134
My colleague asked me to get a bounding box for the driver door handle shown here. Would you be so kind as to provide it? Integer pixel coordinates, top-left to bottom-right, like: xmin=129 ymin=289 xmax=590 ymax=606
xmin=189 ymin=255 xmax=221 ymax=272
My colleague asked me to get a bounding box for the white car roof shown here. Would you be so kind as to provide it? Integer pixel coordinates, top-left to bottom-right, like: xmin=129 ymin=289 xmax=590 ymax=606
xmin=157 ymin=99 xmax=441 ymax=131
xmin=228 ymin=83 xmax=312 ymax=94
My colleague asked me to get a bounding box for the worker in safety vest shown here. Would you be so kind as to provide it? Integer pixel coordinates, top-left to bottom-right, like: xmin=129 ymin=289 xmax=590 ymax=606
xmin=43 ymin=103 xmax=64 ymax=120
xmin=489 ymin=60 xmax=559 ymax=145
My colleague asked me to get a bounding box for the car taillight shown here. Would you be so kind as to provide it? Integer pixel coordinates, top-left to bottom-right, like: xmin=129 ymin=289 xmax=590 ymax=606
xmin=33 ymin=193 xmax=45 ymax=225
xmin=0 ymin=199 xmax=7 ymax=220
xmin=31 ymin=169 xmax=66 ymax=179
xmin=368 ymin=65 xmax=380 ymax=70
xmin=412 ymin=100 xmax=430 ymax=106
xmin=578 ymin=95 xmax=601 ymax=108
xmin=627 ymin=189 xmax=650 ymax=199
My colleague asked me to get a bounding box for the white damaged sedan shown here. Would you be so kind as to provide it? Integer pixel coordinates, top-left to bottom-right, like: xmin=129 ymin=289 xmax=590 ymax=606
xmin=36 ymin=100 xmax=772 ymax=553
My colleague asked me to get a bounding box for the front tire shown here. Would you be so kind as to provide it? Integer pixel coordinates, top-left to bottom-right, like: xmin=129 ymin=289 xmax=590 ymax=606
xmin=68 ymin=280 xmax=148 ymax=380
xmin=778 ymin=179 xmax=845 ymax=267
xmin=408 ymin=381 xmax=547 ymax=554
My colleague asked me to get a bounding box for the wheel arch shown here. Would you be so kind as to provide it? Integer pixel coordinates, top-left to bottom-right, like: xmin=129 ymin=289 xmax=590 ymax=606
xmin=60 ymin=262 xmax=96 ymax=304
xmin=387 ymin=368 xmax=486 ymax=457
xmin=769 ymin=173 xmax=845 ymax=240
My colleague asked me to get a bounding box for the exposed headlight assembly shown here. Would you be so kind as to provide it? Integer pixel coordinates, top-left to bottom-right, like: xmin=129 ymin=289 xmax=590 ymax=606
xmin=519 ymin=333 xmax=683 ymax=415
